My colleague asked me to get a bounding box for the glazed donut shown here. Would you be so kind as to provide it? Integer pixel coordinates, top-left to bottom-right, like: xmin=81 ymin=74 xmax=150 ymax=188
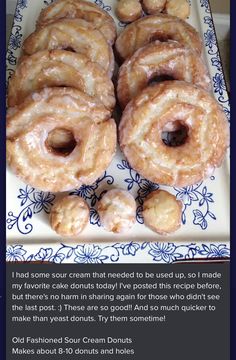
xmin=37 ymin=0 xmax=117 ymax=45
xmin=115 ymin=14 xmax=202 ymax=61
xmin=165 ymin=0 xmax=190 ymax=20
xmin=119 ymin=81 xmax=229 ymax=187
xmin=143 ymin=190 xmax=182 ymax=235
xmin=117 ymin=40 xmax=211 ymax=109
xmin=142 ymin=0 xmax=166 ymax=14
xmin=23 ymin=19 xmax=114 ymax=77
xmin=116 ymin=0 xmax=142 ymax=23
xmin=97 ymin=189 xmax=136 ymax=233
xmin=8 ymin=50 xmax=115 ymax=111
xmin=7 ymin=87 xmax=117 ymax=192
xmin=50 ymin=195 xmax=90 ymax=237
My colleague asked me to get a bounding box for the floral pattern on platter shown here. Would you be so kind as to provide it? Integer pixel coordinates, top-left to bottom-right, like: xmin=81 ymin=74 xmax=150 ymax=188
xmin=69 ymin=171 xmax=114 ymax=226
xmin=94 ymin=0 xmax=111 ymax=12
xmin=117 ymin=160 xmax=159 ymax=224
xmin=14 ymin=0 xmax=28 ymax=21
xmin=117 ymin=160 xmax=216 ymax=230
xmin=6 ymin=186 xmax=55 ymax=235
xmin=43 ymin=0 xmax=54 ymax=5
xmin=200 ymin=0 xmax=230 ymax=120
xmin=6 ymin=169 xmax=217 ymax=235
xmin=6 ymin=172 xmax=114 ymax=235
xmin=174 ymin=178 xmax=216 ymax=230
xmin=6 ymin=242 xmax=230 ymax=264
xmin=200 ymin=0 xmax=210 ymax=13
xmin=6 ymin=1 xmax=28 ymax=85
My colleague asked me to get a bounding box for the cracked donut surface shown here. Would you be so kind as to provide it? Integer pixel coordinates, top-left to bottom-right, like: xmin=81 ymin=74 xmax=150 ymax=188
xmin=23 ymin=18 xmax=114 ymax=77
xmin=8 ymin=50 xmax=115 ymax=112
xmin=7 ymin=87 xmax=117 ymax=192
xmin=37 ymin=0 xmax=117 ymax=45
xmin=119 ymin=81 xmax=229 ymax=187
xmin=50 ymin=195 xmax=90 ymax=237
xmin=117 ymin=40 xmax=211 ymax=109
xmin=143 ymin=190 xmax=182 ymax=235
xmin=98 ymin=189 xmax=136 ymax=233
xmin=115 ymin=14 xmax=202 ymax=61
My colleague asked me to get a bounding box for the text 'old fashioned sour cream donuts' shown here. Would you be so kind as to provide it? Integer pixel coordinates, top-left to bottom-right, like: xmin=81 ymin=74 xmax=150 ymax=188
xmin=37 ymin=0 xmax=117 ymax=45
xmin=98 ymin=189 xmax=137 ymax=233
xmin=143 ymin=190 xmax=182 ymax=235
xmin=115 ymin=14 xmax=202 ymax=61
xmin=8 ymin=50 xmax=115 ymax=111
xmin=7 ymin=87 xmax=117 ymax=192
xmin=50 ymin=195 xmax=90 ymax=237
xmin=23 ymin=18 xmax=114 ymax=78
xmin=119 ymin=81 xmax=229 ymax=187
xmin=117 ymin=40 xmax=211 ymax=109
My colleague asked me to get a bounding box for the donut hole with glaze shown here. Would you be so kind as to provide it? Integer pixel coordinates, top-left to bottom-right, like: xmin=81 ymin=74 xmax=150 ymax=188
xmin=45 ymin=128 xmax=77 ymax=156
xmin=149 ymin=31 xmax=173 ymax=43
xmin=161 ymin=120 xmax=189 ymax=147
xmin=148 ymin=73 xmax=176 ymax=86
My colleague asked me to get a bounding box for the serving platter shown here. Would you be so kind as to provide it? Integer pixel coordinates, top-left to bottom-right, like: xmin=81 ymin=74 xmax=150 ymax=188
xmin=6 ymin=0 xmax=230 ymax=263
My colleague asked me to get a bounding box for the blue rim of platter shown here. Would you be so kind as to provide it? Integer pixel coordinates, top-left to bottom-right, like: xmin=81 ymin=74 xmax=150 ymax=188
xmin=6 ymin=0 xmax=230 ymax=263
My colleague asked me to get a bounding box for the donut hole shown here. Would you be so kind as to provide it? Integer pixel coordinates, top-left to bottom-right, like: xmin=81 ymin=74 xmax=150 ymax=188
xmin=62 ymin=47 xmax=76 ymax=52
xmin=162 ymin=121 xmax=188 ymax=147
xmin=46 ymin=128 xmax=77 ymax=156
xmin=150 ymin=33 xmax=173 ymax=43
xmin=148 ymin=74 xmax=175 ymax=86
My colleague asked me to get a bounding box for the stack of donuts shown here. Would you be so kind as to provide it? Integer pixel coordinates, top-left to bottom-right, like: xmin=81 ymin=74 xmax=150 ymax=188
xmin=113 ymin=10 xmax=229 ymax=235
xmin=116 ymin=13 xmax=229 ymax=188
xmin=7 ymin=0 xmax=117 ymax=192
xmin=6 ymin=0 xmax=229 ymax=238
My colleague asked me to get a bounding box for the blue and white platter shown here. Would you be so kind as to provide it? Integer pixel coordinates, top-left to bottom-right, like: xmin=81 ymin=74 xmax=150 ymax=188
xmin=6 ymin=0 xmax=230 ymax=263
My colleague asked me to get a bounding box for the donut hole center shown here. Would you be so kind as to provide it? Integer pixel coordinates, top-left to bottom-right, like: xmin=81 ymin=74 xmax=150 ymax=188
xmin=162 ymin=121 xmax=189 ymax=147
xmin=46 ymin=128 xmax=77 ymax=156
xmin=62 ymin=46 xmax=76 ymax=52
xmin=150 ymin=33 xmax=172 ymax=43
xmin=148 ymin=74 xmax=175 ymax=86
